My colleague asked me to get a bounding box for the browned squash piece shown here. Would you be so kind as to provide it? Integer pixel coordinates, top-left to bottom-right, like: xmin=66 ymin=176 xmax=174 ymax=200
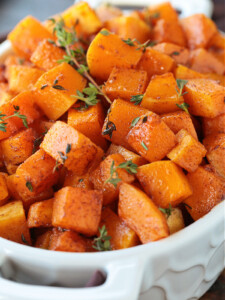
xmin=147 ymin=2 xmax=180 ymax=24
xmin=189 ymin=48 xmax=225 ymax=75
xmin=27 ymin=198 xmax=54 ymax=228
xmin=203 ymin=73 xmax=225 ymax=87
xmin=8 ymin=65 xmax=44 ymax=94
xmin=0 ymin=173 xmax=9 ymax=206
xmin=127 ymin=112 xmax=176 ymax=162
xmin=203 ymin=114 xmax=225 ymax=136
xmin=100 ymin=207 xmax=139 ymax=250
xmin=184 ymin=165 xmax=224 ymax=220
xmin=119 ymin=183 xmax=169 ymax=243
xmin=106 ymin=144 xmax=147 ymax=166
xmin=105 ymin=16 xmax=151 ymax=43
xmin=174 ymin=65 xmax=205 ymax=80
xmin=7 ymin=149 xmax=59 ymax=208
xmin=102 ymin=99 xmax=148 ymax=150
xmin=87 ymin=30 xmax=143 ymax=81
xmin=207 ymin=32 xmax=225 ymax=50
xmin=63 ymin=171 xmax=94 ymax=190
xmin=161 ymin=111 xmax=198 ymax=139
xmin=49 ymin=229 xmax=86 ymax=252
xmin=153 ymin=43 xmax=190 ymax=65
xmin=0 ymin=128 xmax=38 ymax=172
xmin=41 ymin=121 xmax=103 ymax=175
xmin=137 ymin=48 xmax=175 ymax=80
xmin=52 ymin=187 xmax=103 ymax=236
xmin=8 ymin=16 xmax=54 ymax=59
xmin=183 ymin=79 xmax=225 ymax=118
xmin=35 ymin=229 xmax=52 ymax=249
xmin=0 ymin=83 xmax=15 ymax=106
xmin=167 ymin=129 xmax=207 ymax=172
xmin=166 ymin=208 xmax=185 ymax=235
xmin=181 ymin=14 xmax=217 ymax=49
xmin=141 ymin=73 xmax=183 ymax=114
xmin=34 ymin=62 xmax=87 ymax=120
xmin=203 ymin=133 xmax=225 ymax=179
xmin=0 ymin=201 xmax=31 ymax=244
xmin=90 ymin=153 xmax=135 ymax=205
xmin=67 ymin=102 xmax=107 ymax=150
xmin=30 ymin=40 xmax=65 ymax=71
xmin=96 ymin=3 xmax=122 ymax=23
xmin=137 ymin=161 xmax=192 ymax=208
xmin=103 ymin=67 xmax=148 ymax=102
xmin=0 ymin=91 xmax=41 ymax=141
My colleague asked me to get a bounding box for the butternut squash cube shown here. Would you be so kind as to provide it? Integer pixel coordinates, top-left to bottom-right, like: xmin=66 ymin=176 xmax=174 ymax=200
xmin=203 ymin=133 xmax=225 ymax=178
xmin=87 ymin=30 xmax=143 ymax=81
xmin=166 ymin=208 xmax=185 ymax=234
xmin=34 ymin=62 xmax=87 ymax=120
xmin=105 ymin=16 xmax=151 ymax=43
xmin=68 ymin=102 xmax=107 ymax=150
xmin=49 ymin=229 xmax=86 ymax=252
xmin=8 ymin=16 xmax=54 ymax=59
xmin=137 ymin=161 xmax=192 ymax=208
xmin=147 ymin=2 xmax=179 ymax=24
xmin=41 ymin=121 xmax=103 ymax=175
xmin=190 ymin=48 xmax=225 ymax=75
xmin=153 ymin=43 xmax=190 ymax=65
xmin=203 ymin=114 xmax=225 ymax=136
xmin=35 ymin=229 xmax=52 ymax=249
xmin=167 ymin=129 xmax=207 ymax=172
xmin=0 ymin=201 xmax=31 ymax=244
xmin=96 ymin=3 xmax=122 ymax=23
xmin=183 ymin=79 xmax=225 ymax=118
xmin=30 ymin=40 xmax=65 ymax=71
xmin=100 ymin=207 xmax=139 ymax=250
xmin=174 ymin=65 xmax=205 ymax=80
xmin=127 ymin=112 xmax=176 ymax=162
xmin=161 ymin=111 xmax=198 ymax=140
xmin=137 ymin=48 xmax=175 ymax=80
xmin=141 ymin=73 xmax=183 ymax=114
xmin=0 ymin=173 xmax=9 ymax=206
xmin=90 ymin=153 xmax=135 ymax=205
xmin=181 ymin=14 xmax=217 ymax=49
xmin=52 ymin=187 xmax=103 ymax=236
xmin=63 ymin=171 xmax=94 ymax=190
xmin=102 ymin=99 xmax=148 ymax=150
xmin=119 ymin=183 xmax=169 ymax=243
xmin=8 ymin=65 xmax=44 ymax=94
xmin=207 ymin=32 xmax=225 ymax=50
xmin=106 ymin=144 xmax=147 ymax=166
xmin=27 ymin=198 xmax=54 ymax=228
xmin=103 ymin=67 xmax=148 ymax=102
xmin=0 ymin=91 xmax=41 ymax=141
xmin=184 ymin=165 xmax=224 ymax=220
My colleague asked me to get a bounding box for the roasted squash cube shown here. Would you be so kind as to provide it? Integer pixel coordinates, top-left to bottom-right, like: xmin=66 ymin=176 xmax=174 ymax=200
xmin=174 ymin=65 xmax=205 ymax=80
xmin=87 ymin=30 xmax=143 ymax=81
xmin=63 ymin=171 xmax=94 ymax=190
xmin=8 ymin=16 xmax=54 ymax=59
xmin=96 ymin=3 xmax=122 ymax=23
xmin=103 ymin=67 xmax=148 ymax=102
xmin=41 ymin=121 xmax=103 ymax=175
xmin=0 ymin=173 xmax=9 ymax=206
xmin=27 ymin=198 xmax=54 ymax=228
xmin=203 ymin=114 xmax=225 ymax=136
xmin=0 ymin=201 xmax=31 ymax=244
xmin=119 ymin=183 xmax=169 ymax=243
xmin=184 ymin=165 xmax=224 ymax=220
xmin=127 ymin=112 xmax=176 ymax=162
xmin=153 ymin=43 xmax=190 ymax=65
xmin=102 ymin=99 xmax=148 ymax=150
xmin=167 ymin=129 xmax=207 ymax=172
xmin=141 ymin=73 xmax=183 ymax=114
xmin=52 ymin=187 xmax=103 ymax=236
xmin=166 ymin=208 xmax=185 ymax=234
xmin=207 ymin=32 xmax=225 ymax=50
xmin=90 ymin=153 xmax=135 ymax=205
xmin=203 ymin=133 xmax=225 ymax=178
xmin=35 ymin=229 xmax=52 ymax=249
xmin=137 ymin=161 xmax=193 ymax=208
xmin=100 ymin=207 xmax=139 ymax=250
xmin=34 ymin=62 xmax=87 ymax=120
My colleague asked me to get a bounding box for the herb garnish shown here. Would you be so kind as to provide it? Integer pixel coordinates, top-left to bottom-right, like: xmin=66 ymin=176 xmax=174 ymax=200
xmin=40 ymin=84 xmax=48 ymax=90
xmin=100 ymin=29 xmax=111 ymax=36
xmin=0 ymin=106 xmax=28 ymax=132
xmin=171 ymin=51 xmax=180 ymax=56
xmin=122 ymin=38 xmax=136 ymax=46
xmin=93 ymin=225 xmax=111 ymax=251
xmin=26 ymin=181 xmax=33 ymax=192
xmin=141 ymin=141 xmax=148 ymax=151
xmin=71 ymin=83 xmax=101 ymax=109
xmin=176 ymin=102 xmax=190 ymax=114
xmin=130 ymin=117 xmax=140 ymax=128
xmin=122 ymin=38 xmax=156 ymax=52
xmin=142 ymin=116 xmax=148 ymax=123
xmin=159 ymin=204 xmax=173 ymax=217
xmin=33 ymin=129 xmax=48 ymax=153
xmin=21 ymin=233 xmax=29 ymax=245
xmin=102 ymin=121 xmax=116 ymax=139
xmin=183 ymin=203 xmax=192 ymax=210
xmin=176 ymin=79 xmax=188 ymax=98
xmin=105 ymin=160 xmax=138 ymax=188
xmin=58 ymin=143 xmax=72 ymax=164
xmin=130 ymin=94 xmax=144 ymax=105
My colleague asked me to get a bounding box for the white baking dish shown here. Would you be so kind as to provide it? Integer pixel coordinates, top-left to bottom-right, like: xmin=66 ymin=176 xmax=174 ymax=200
xmin=0 ymin=40 xmax=224 ymax=300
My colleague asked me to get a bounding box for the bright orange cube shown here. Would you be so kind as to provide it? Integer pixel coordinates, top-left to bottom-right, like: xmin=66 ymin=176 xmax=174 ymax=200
xmin=52 ymin=187 xmax=103 ymax=236
xmin=0 ymin=173 xmax=9 ymax=206
xmin=63 ymin=171 xmax=94 ymax=190
xmin=153 ymin=43 xmax=190 ymax=65
xmin=137 ymin=161 xmax=193 ymax=208
xmin=167 ymin=129 xmax=207 ymax=172
xmin=174 ymin=65 xmax=205 ymax=80
xmin=203 ymin=114 xmax=225 ymax=136
xmin=27 ymin=198 xmax=54 ymax=228
xmin=34 ymin=62 xmax=87 ymax=120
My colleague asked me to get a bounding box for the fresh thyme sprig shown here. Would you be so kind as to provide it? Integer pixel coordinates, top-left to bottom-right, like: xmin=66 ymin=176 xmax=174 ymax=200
xmin=130 ymin=94 xmax=144 ymax=105
xmin=105 ymin=160 xmax=138 ymax=188
xmin=49 ymin=18 xmax=111 ymax=104
xmin=176 ymin=102 xmax=190 ymax=114
xmin=33 ymin=129 xmax=48 ymax=153
xmin=159 ymin=203 xmax=173 ymax=218
xmin=122 ymin=38 xmax=156 ymax=52
xmin=71 ymin=83 xmax=101 ymax=109
xmin=176 ymin=79 xmax=188 ymax=98
xmin=102 ymin=121 xmax=116 ymax=139
xmin=0 ymin=106 xmax=28 ymax=132
xmin=93 ymin=225 xmax=111 ymax=251
xmin=53 ymin=143 xmax=72 ymax=172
